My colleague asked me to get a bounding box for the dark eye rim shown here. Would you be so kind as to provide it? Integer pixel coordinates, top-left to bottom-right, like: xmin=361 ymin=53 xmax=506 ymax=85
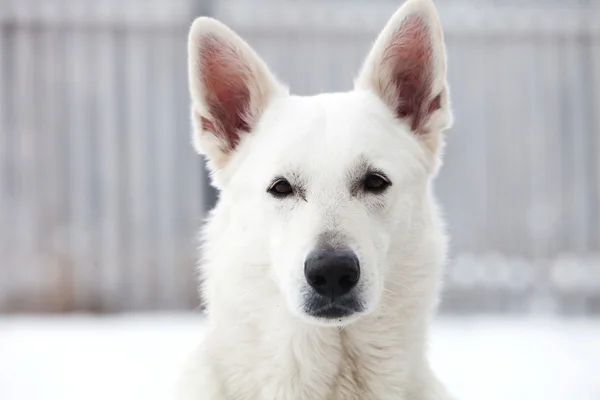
xmin=267 ymin=177 xmax=294 ymax=198
xmin=363 ymin=171 xmax=392 ymax=194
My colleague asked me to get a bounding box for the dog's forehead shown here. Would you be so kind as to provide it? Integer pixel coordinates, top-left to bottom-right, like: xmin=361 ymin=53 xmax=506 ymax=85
xmin=272 ymin=91 xmax=392 ymax=142
xmin=253 ymin=91 xmax=411 ymax=175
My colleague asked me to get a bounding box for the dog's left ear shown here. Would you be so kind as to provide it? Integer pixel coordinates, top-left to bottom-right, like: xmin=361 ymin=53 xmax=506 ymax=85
xmin=355 ymin=0 xmax=452 ymax=150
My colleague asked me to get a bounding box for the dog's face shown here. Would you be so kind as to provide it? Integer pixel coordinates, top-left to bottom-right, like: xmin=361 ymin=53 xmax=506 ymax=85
xmin=188 ymin=0 xmax=452 ymax=325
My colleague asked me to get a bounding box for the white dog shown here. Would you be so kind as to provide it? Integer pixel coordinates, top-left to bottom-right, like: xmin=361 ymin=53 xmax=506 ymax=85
xmin=180 ymin=0 xmax=455 ymax=398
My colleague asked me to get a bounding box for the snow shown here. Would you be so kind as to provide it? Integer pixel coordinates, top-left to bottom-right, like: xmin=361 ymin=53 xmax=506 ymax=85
xmin=1 ymin=314 xmax=599 ymax=400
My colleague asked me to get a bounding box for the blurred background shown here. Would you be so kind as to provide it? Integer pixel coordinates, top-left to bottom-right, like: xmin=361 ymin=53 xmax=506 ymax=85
xmin=1 ymin=0 xmax=599 ymax=315
xmin=0 ymin=0 xmax=599 ymax=399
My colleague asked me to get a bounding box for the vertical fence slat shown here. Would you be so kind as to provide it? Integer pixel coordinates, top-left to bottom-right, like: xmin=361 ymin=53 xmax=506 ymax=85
xmin=39 ymin=26 xmax=64 ymax=311
xmin=13 ymin=28 xmax=40 ymax=311
xmin=563 ymin=32 xmax=589 ymax=254
xmin=66 ymin=28 xmax=97 ymax=311
xmin=124 ymin=30 xmax=152 ymax=310
xmin=593 ymin=38 xmax=600 ymax=251
xmin=96 ymin=27 xmax=122 ymax=312
xmin=0 ymin=22 xmax=8 ymax=307
xmin=154 ymin=32 xmax=178 ymax=309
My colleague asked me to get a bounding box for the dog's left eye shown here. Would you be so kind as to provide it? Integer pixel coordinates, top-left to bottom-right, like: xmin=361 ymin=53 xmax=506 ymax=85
xmin=268 ymin=178 xmax=294 ymax=198
xmin=363 ymin=173 xmax=391 ymax=193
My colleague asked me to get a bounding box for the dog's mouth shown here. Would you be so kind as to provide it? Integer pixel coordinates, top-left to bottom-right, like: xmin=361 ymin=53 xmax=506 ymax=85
xmin=309 ymin=304 xmax=356 ymax=319
xmin=302 ymin=292 xmax=364 ymax=322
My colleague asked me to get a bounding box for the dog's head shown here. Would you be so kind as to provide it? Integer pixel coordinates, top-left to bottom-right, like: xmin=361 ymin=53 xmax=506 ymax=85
xmin=188 ymin=0 xmax=452 ymax=326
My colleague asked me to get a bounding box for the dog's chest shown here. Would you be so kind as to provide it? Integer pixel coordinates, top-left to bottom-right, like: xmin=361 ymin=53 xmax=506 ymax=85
xmin=223 ymin=329 xmax=406 ymax=400
xmin=331 ymin=351 xmax=403 ymax=400
xmin=331 ymin=332 xmax=406 ymax=399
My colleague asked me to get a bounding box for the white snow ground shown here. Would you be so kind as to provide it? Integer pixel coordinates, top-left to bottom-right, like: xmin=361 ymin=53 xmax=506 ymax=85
xmin=1 ymin=314 xmax=599 ymax=400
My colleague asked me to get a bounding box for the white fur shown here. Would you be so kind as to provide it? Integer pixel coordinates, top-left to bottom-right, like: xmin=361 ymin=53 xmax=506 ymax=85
xmin=180 ymin=0 xmax=456 ymax=398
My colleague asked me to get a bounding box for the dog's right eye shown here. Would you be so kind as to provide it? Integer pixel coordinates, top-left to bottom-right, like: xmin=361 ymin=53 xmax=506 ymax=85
xmin=267 ymin=178 xmax=294 ymax=198
xmin=363 ymin=172 xmax=391 ymax=194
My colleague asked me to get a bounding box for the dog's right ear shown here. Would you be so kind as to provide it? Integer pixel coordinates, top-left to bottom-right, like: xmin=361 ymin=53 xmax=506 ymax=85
xmin=188 ymin=18 xmax=287 ymax=171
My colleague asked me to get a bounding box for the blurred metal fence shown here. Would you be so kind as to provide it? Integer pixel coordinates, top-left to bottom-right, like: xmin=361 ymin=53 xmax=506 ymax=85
xmin=0 ymin=0 xmax=209 ymax=312
xmin=0 ymin=0 xmax=599 ymax=314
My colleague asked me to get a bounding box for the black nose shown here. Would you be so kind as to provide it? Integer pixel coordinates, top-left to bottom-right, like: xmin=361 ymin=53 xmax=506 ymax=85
xmin=304 ymin=250 xmax=360 ymax=299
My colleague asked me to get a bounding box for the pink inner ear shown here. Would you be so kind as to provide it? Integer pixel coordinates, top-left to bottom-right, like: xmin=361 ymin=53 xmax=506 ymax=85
xmin=384 ymin=15 xmax=441 ymax=132
xmin=199 ymin=36 xmax=252 ymax=152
